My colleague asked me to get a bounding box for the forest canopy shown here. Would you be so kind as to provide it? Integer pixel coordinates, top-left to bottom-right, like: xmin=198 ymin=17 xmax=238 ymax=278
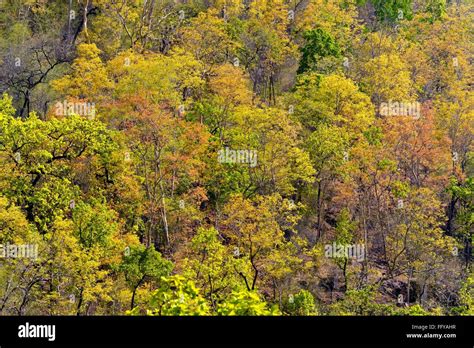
xmin=0 ymin=0 xmax=472 ymax=316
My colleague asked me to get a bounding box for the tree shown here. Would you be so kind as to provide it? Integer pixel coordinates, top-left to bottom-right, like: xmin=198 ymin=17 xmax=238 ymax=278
xmin=329 ymin=286 xmax=396 ymax=315
xmin=181 ymin=227 xmax=243 ymax=307
xmin=119 ymin=245 xmax=173 ymax=309
xmin=217 ymin=289 xmax=280 ymax=315
xmin=137 ymin=275 xmax=210 ymax=316
xmin=179 ymin=9 xmax=238 ymax=74
xmin=221 ymin=194 xmax=302 ymax=293
xmin=298 ymin=28 xmax=341 ymax=74
xmin=360 ymin=53 xmax=413 ymax=109
xmin=0 ymin=102 xmax=121 ymax=234
xmin=331 ymin=209 xmax=358 ymax=290
xmin=358 ymin=0 xmax=414 ymax=23
xmin=237 ymin=0 xmax=297 ymax=102
xmin=284 ymin=289 xmax=318 ymax=316
xmin=51 ymin=43 xmax=112 ymax=102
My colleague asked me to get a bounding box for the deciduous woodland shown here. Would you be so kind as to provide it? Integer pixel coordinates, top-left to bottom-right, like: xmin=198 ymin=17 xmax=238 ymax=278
xmin=0 ymin=0 xmax=472 ymax=316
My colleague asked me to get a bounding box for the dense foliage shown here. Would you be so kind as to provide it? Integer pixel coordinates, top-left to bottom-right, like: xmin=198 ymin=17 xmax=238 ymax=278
xmin=0 ymin=0 xmax=472 ymax=316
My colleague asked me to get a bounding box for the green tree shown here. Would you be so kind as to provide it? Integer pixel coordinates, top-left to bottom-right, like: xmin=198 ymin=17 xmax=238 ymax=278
xmin=119 ymin=245 xmax=173 ymax=309
xmin=285 ymin=289 xmax=318 ymax=316
xmin=217 ymin=289 xmax=280 ymax=316
xmin=138 ymin=275 xmax=210 ymax=316
xmin=298 ymin=28 xmax=341 ymax=74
